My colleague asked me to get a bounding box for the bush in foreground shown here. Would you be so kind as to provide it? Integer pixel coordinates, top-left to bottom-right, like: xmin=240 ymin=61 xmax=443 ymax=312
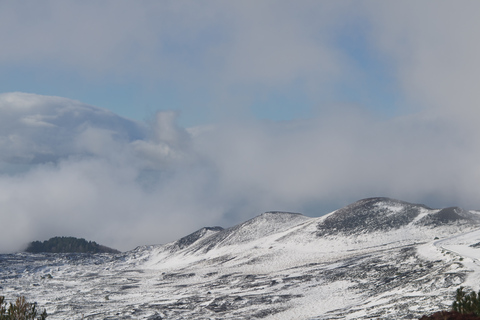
xmin=420 ymin=287 xmax=480 ymax=319
xmin=419 ymin=310 xmax=480 ymax=319
xmin=0 ymin=296 xmax=47 ymax=320
xmin=452 ymin=287 xmax=480 ymax=316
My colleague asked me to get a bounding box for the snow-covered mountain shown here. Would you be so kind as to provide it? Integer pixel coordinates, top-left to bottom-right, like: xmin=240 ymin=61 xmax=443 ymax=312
xmin=2 ymin=197 xmax=480 ymax=319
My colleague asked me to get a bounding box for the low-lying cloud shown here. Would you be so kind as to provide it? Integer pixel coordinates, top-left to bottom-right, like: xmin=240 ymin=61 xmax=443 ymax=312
xmin=1 ymin=92 xmax=480 ymax=253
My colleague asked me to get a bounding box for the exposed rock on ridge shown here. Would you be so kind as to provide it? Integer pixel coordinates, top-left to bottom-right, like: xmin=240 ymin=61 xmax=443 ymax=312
xmin=316 ymin=197 xmax=430 ymax=236
xmin=172 ymin=226 xmax=224 ymax=251
xmin=315 ymin=197 xmax=479 ymax=237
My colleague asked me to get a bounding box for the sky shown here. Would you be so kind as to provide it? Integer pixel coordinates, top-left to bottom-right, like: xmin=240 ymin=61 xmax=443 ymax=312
xmin=1 ymin=1 xmax=480 ymax=252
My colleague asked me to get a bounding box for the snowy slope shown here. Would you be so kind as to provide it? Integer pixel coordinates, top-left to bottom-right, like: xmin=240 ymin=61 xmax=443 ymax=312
xmin=2 ymin=197 xmax=480 ymax=319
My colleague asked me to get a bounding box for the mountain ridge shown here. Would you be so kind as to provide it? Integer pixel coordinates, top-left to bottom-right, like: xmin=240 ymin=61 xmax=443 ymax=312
xmin=4 ymin=197 xmax=480 ymax=319
xmin=138 ymin=197 xmax=480 ymax=272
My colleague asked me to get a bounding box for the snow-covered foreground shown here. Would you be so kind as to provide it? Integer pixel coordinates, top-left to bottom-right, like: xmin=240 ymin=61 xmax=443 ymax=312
xmin=2 ymin=198 xmax=480 ymax=319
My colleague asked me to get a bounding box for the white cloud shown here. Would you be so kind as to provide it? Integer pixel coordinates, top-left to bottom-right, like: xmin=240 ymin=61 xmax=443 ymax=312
xmin=0 ymin=93 xmax=224 ymax=252
xmin=0 ymin=92 xmax=146 ymax=164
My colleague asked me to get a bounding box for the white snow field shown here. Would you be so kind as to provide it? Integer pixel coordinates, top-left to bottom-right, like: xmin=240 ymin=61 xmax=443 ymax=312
xmin=2 ymin=197 xmax=480 ymax=319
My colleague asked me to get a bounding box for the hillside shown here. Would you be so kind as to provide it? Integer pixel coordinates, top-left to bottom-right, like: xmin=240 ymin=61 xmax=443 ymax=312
xmin=3 ymin=197 xmax=480 ymax=319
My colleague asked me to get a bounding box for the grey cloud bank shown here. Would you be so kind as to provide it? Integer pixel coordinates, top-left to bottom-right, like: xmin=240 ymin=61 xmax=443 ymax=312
xmin=0 ymin=92 xmax=479 ymax=253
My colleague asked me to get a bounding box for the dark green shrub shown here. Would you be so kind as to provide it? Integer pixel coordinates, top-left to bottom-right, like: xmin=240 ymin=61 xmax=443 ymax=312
xmin=0 ymin=296 xmax=47 ymax=320
xmin=25 ymin=236 xmax=120 ymax=253
xmin=452 ymin=287 xmax=480 ymax=315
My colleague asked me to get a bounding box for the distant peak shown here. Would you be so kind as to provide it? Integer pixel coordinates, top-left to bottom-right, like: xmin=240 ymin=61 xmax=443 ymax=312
xmin=317 ymin=197 xmax=428 ymax=236
xmin=346 ymin=197 xmax=431 ymax=210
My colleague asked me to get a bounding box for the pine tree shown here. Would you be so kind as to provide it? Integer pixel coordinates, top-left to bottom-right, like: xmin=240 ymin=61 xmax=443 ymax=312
xmin=452 ymin=287 xmax=480 ymax=315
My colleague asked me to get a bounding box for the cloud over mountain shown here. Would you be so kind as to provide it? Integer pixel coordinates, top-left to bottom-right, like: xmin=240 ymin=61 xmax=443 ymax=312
xmin=0 ymin=93 xmax=207 ymax=252
xmin=1 ymin=92 xmax=480 ymax=253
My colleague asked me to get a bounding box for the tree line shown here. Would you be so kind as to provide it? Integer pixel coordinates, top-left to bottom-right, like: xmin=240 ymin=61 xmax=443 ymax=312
xmin=25 ymin=236 xmax=120 ymax=254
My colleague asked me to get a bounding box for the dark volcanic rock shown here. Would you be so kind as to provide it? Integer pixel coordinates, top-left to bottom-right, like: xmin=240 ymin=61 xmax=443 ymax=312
xmin=436 ymin=207 xmax=468 ymax=222
xmin=173 ymin=226 xmax=224 ymax=251
xmin=417 ymin=207 xmax=472 ymax=227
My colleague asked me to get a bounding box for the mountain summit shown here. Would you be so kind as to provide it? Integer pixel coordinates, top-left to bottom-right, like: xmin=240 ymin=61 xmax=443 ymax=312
xmin=315 ymin=197 xmax=477 ymax=236
xmin=317 ymin=197 xmax=428 ymax=235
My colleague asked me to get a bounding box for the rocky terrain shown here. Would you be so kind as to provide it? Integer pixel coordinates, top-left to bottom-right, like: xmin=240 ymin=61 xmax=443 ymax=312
xmin=2 ymin=197 xmax=480 ymax=319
